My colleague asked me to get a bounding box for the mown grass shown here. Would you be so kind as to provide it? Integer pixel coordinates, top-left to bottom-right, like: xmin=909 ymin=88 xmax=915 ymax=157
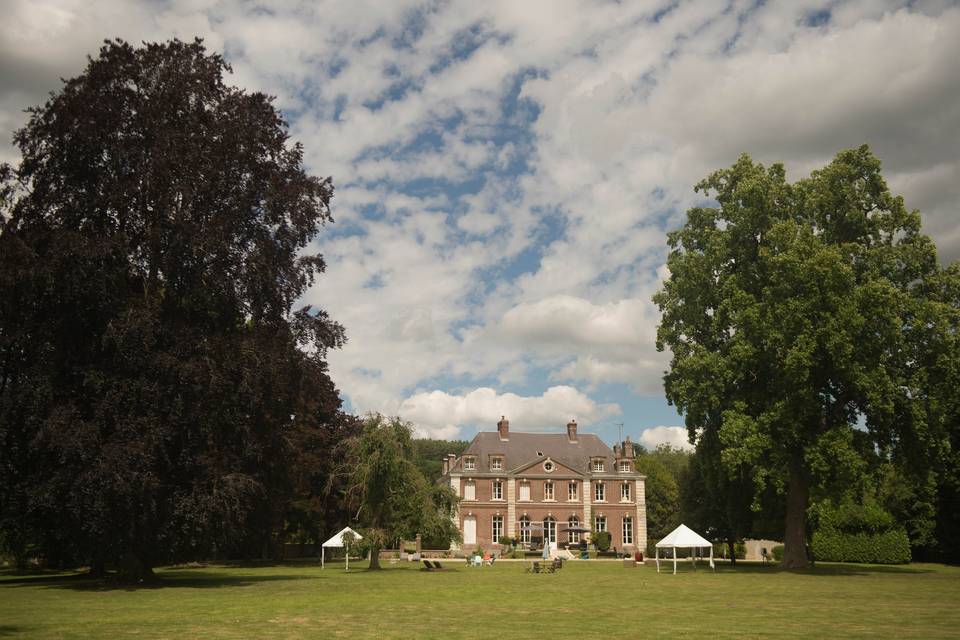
xmin=1 ymin=559 xmax=958 ymax=639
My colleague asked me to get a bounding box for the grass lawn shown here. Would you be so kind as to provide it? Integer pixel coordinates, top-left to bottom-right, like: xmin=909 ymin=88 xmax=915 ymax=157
xmin=2 ymin=560 xmax=959 ymax=639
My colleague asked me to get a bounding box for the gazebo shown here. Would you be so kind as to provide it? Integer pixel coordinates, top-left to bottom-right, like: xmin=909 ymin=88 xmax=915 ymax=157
xmin=321 ymin=526 xmax=363 ymax=570
xmin=655 ymin=524 xmax=715 ymax=574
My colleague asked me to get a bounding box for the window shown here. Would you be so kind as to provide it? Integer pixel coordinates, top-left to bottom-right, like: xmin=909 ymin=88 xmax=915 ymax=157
xmin=492 ymin=516 xmax=504 ymax=542
xmin=620 ymin=483 xmax=631 ymax=501
xmin=492 ymin=480 xmax=503 ymax=500
xmin=568 ymin=482 xmax=578 ymax=501
xmin=595 ymin=482 xmax=605 ymax=502
xmin=594 ymin=516 xmax=606 ymax=532
xmin=519 ymin=516 xmax=531 ymax=544
xmin=464 ymin=481 xmax=476 ymax=501
xmin=543 ymin=517 xmax=556 ymax=543
xmin=568 ymin=516 xmax=581 ymax=544
xmin=543 ymin=460 xmax=554 ymax=472
xmin=623 ymin=516 xmax=633 ymax=545
xmin=619 ymin=460 xmax=631 ymax=472
xmin=544 ymin=481 xmax=554 ymax=501
xmin=463 ymin=457 xmax=476 ymax=470
xmin=519 ymin=481 xmax=530 ymax=501
xmin=490 ymin=456 xmax=503 ymax=471
xmin=592 ymin=460 xmax=605 ymax=472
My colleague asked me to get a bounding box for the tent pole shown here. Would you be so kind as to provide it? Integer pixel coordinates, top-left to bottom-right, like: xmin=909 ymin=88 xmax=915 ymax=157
xmin=322 ymin=547 xmax=325 ymax=569
xmin=673 ymin=547 xmax=677 ymax=575
xmin=656 ymin=547 xmax=660 ymax=573
xmin=710 ymin=545 xmax=715 ymax=571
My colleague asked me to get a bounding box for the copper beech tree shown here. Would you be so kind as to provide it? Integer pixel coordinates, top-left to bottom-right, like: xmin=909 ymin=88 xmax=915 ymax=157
xmin=0 ymin=39 xmax=346 ymax=580
xmin=655 ymin=146 xmax=959 ymax=568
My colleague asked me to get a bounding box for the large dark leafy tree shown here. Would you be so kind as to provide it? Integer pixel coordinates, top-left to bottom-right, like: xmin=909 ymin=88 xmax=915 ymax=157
xmin=655 ymin=146 xmax=958 ymax=568
xmin=339 ymin=415 xmax=460 ymax=570
xmin=0 ymin=39 xmax=345 ymax=579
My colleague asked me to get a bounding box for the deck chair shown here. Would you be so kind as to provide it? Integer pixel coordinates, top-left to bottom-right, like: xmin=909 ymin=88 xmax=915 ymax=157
xmin=432 ymin=560 xmax=446 ymax=570
xmin=422 ymin=560 xmax=436 ymax=571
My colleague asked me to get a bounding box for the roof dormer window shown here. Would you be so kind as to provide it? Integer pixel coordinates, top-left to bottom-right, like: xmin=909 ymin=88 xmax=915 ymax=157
xmin=490 ymin=456 xmax=503 ymax=471
xmin=463 ymin=456 xmax=476 ymax=470
xmin=592 ymin=459 xmax=605 ymax=472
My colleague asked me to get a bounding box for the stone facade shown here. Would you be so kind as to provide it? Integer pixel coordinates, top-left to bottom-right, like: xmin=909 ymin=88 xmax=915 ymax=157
xmin=442 ymin=417 xmax=647 ymax=554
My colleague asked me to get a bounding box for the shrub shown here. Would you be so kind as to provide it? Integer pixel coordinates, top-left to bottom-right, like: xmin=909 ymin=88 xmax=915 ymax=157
xmin=772 ymin=545 xmax=784 ymax=562
xmin=812 ymin=530 xmax=911 ymax=564
xmin=498 ymin=536 xmax=514 ymax=547
xmin=592 ymin=531 xmax=611 ymax=552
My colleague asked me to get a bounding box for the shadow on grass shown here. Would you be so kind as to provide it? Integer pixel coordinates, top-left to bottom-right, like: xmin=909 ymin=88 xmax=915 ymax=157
xmin=708 ymin=562 xmax=935 ymax=576
xmin=0 ymin=569 xmax=316 ymax=592
xmin=0 ymin=626 xmax=25 ymax=637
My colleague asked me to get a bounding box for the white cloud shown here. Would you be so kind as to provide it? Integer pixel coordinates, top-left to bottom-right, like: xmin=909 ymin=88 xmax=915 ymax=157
xmin=639 ymin=426 xmax=694 ymax=452
xmin=3 ymin=1 xmax=959 ymax=434
xmin=398 ymin=386 xmax=620 ymax=439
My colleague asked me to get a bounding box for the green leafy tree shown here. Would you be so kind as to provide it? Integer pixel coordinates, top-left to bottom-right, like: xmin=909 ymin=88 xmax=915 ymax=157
xmin=654 ymin=146 xmax=956 ymax=568
xmin=0 ymin=39 xmax=343 ymax=579
xmin=339 ymin=415 xmax=460 ymax=570
xmin=633 ymin=445 xmax=687 ymax=541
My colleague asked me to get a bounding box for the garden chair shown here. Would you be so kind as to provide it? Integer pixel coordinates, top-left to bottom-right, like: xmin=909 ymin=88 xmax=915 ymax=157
xmin=421 ymin=560 xmax=435 ymax=571
xmin=471 ymin=555 xmax=482 ymax=567
xmin=485 ymin=554 xmax=496 ymax=566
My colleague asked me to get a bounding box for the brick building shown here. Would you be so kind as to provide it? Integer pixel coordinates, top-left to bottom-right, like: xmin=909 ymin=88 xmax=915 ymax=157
xmin=440 ymin=417 xmax=647 ymax=555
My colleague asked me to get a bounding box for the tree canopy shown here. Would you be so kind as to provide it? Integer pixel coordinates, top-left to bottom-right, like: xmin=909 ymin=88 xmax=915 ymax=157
xmin=0 ymin=39 xmax=346 ymax=579
xmin=339 ymin=415 xmax=460 ymax=569
xmin=654 ymin=146 xmax=959 ymax=568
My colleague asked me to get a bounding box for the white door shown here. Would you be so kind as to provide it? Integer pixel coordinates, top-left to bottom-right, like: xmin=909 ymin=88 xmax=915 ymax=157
xmin=464 ymin=481 xmax=476 ymax=501
xmin=463 ymin=516 xmax=477 ymax=545
xmin=519 ymin=483 xmax=530 ymax=501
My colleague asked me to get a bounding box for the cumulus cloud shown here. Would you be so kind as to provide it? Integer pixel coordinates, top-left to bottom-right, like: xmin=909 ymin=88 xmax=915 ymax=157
xmin=639 ymin=426 xmax=694 ymax=452
xmin=398 ymin=386 xmax=620 ymax=439
xmin=3 ymin=1 xmax=958 ymax=436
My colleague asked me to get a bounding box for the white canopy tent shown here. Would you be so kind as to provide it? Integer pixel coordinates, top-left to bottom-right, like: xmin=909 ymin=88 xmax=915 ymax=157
xmin=655 ymin=524 xmax=715 ymax=574
xmin=321 ymin=526 xmax=363 ymax=571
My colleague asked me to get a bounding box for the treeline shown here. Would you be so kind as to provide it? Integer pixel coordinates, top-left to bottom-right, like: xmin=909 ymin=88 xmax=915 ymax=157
xmin=636 ymin=443 xmax=959 ymax=564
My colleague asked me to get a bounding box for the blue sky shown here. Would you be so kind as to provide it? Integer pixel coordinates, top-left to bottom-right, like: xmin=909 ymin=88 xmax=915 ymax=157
xmin=3 ymin=0 xmax=960 ymax=448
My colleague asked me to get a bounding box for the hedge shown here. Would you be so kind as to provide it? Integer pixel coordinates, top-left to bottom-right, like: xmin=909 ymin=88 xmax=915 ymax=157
xmin=772 ymin=545 xmax=784 ymax=562
xmin=812 ymin=529 xmax=911 ymax=564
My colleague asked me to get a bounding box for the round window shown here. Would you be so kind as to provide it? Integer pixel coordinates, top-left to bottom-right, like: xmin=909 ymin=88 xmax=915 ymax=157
xmin=544 ymin=461 xmax=554 ymax=472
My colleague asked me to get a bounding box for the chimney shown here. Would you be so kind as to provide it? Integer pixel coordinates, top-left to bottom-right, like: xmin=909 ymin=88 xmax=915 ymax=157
xmin=497 ymin=416 xmax=510 ymax=441
xmin=567 ymin=419 xmax=578 ymax=442
xmin=442 ymin=457 xmax=449 ymax=475
xmin=624 ymin=435 xmax=633 ymax=459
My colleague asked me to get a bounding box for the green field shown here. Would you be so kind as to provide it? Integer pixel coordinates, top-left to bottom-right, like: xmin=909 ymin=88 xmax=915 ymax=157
xmin=2 ymin=560 xmax=959 ymax=639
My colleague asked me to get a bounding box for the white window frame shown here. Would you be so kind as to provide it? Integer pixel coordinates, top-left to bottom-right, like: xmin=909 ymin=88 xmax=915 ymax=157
xmin=623 ymin=516 xmax=633 ymax=545
xmin=490 ymin=457 xmax=503 ymax=471
xmin=568 ymin=517 xmax=581 ymax=544
xmin=620 ymin=482 xmax=630 ymax=501
xmin=463 ymin=457 xmax=476 ymax=470
xmin=519 ymin=516 xmax=531 ymax=544
xmin=544 ymin=481 xmax=554 ymax=501
xmin=595 ymin=482 xmax=605 ymax=502
xmin=568 ymin=482 xmax=578 ymax=501
xmin=519 ymin=481 xmax=530 ymax=501
xmin=594 ymin=516 xmax=606 ymax=532
xmin=492 ymin=516 xmax=504 ymax=542
xmin=492 ymin=480 xmax=503 ymax=500
xmin=464 ymin=480 xmax=476 ymax=501
xmin=543 ymin=517 xmax=557 ymax=543
xmin=619 ymin=460 xmax=631 ymax=473
xmin=592 ymin=460 xmax=605 ymax=472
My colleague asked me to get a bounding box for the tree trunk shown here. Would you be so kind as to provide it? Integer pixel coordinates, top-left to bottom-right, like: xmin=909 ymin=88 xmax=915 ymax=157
xmin=119 ymin=550 xmax=154 ymax=582
xmin=781 ymin=464 xmax=810 ymax=569
xmin=727 ymin=538 xmax=737 ymax=566
xmin=368 ymin=545 xmax=382 ymax=570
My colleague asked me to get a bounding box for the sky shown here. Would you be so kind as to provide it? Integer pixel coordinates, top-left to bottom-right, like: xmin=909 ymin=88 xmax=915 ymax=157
xmin=2 ymin=0 xmax=959 ymax=448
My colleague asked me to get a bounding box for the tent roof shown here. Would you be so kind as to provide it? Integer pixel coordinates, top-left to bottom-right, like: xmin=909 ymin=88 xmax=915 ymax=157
xmin=322 ymin=526 xmax=363 ymax=548
xmin=655 ymin=524 xmax=712 ymax=548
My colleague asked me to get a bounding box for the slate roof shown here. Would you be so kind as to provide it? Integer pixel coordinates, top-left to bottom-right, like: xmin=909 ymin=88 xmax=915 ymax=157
xmin=449 ymin=431 xmax=620 ymax=475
